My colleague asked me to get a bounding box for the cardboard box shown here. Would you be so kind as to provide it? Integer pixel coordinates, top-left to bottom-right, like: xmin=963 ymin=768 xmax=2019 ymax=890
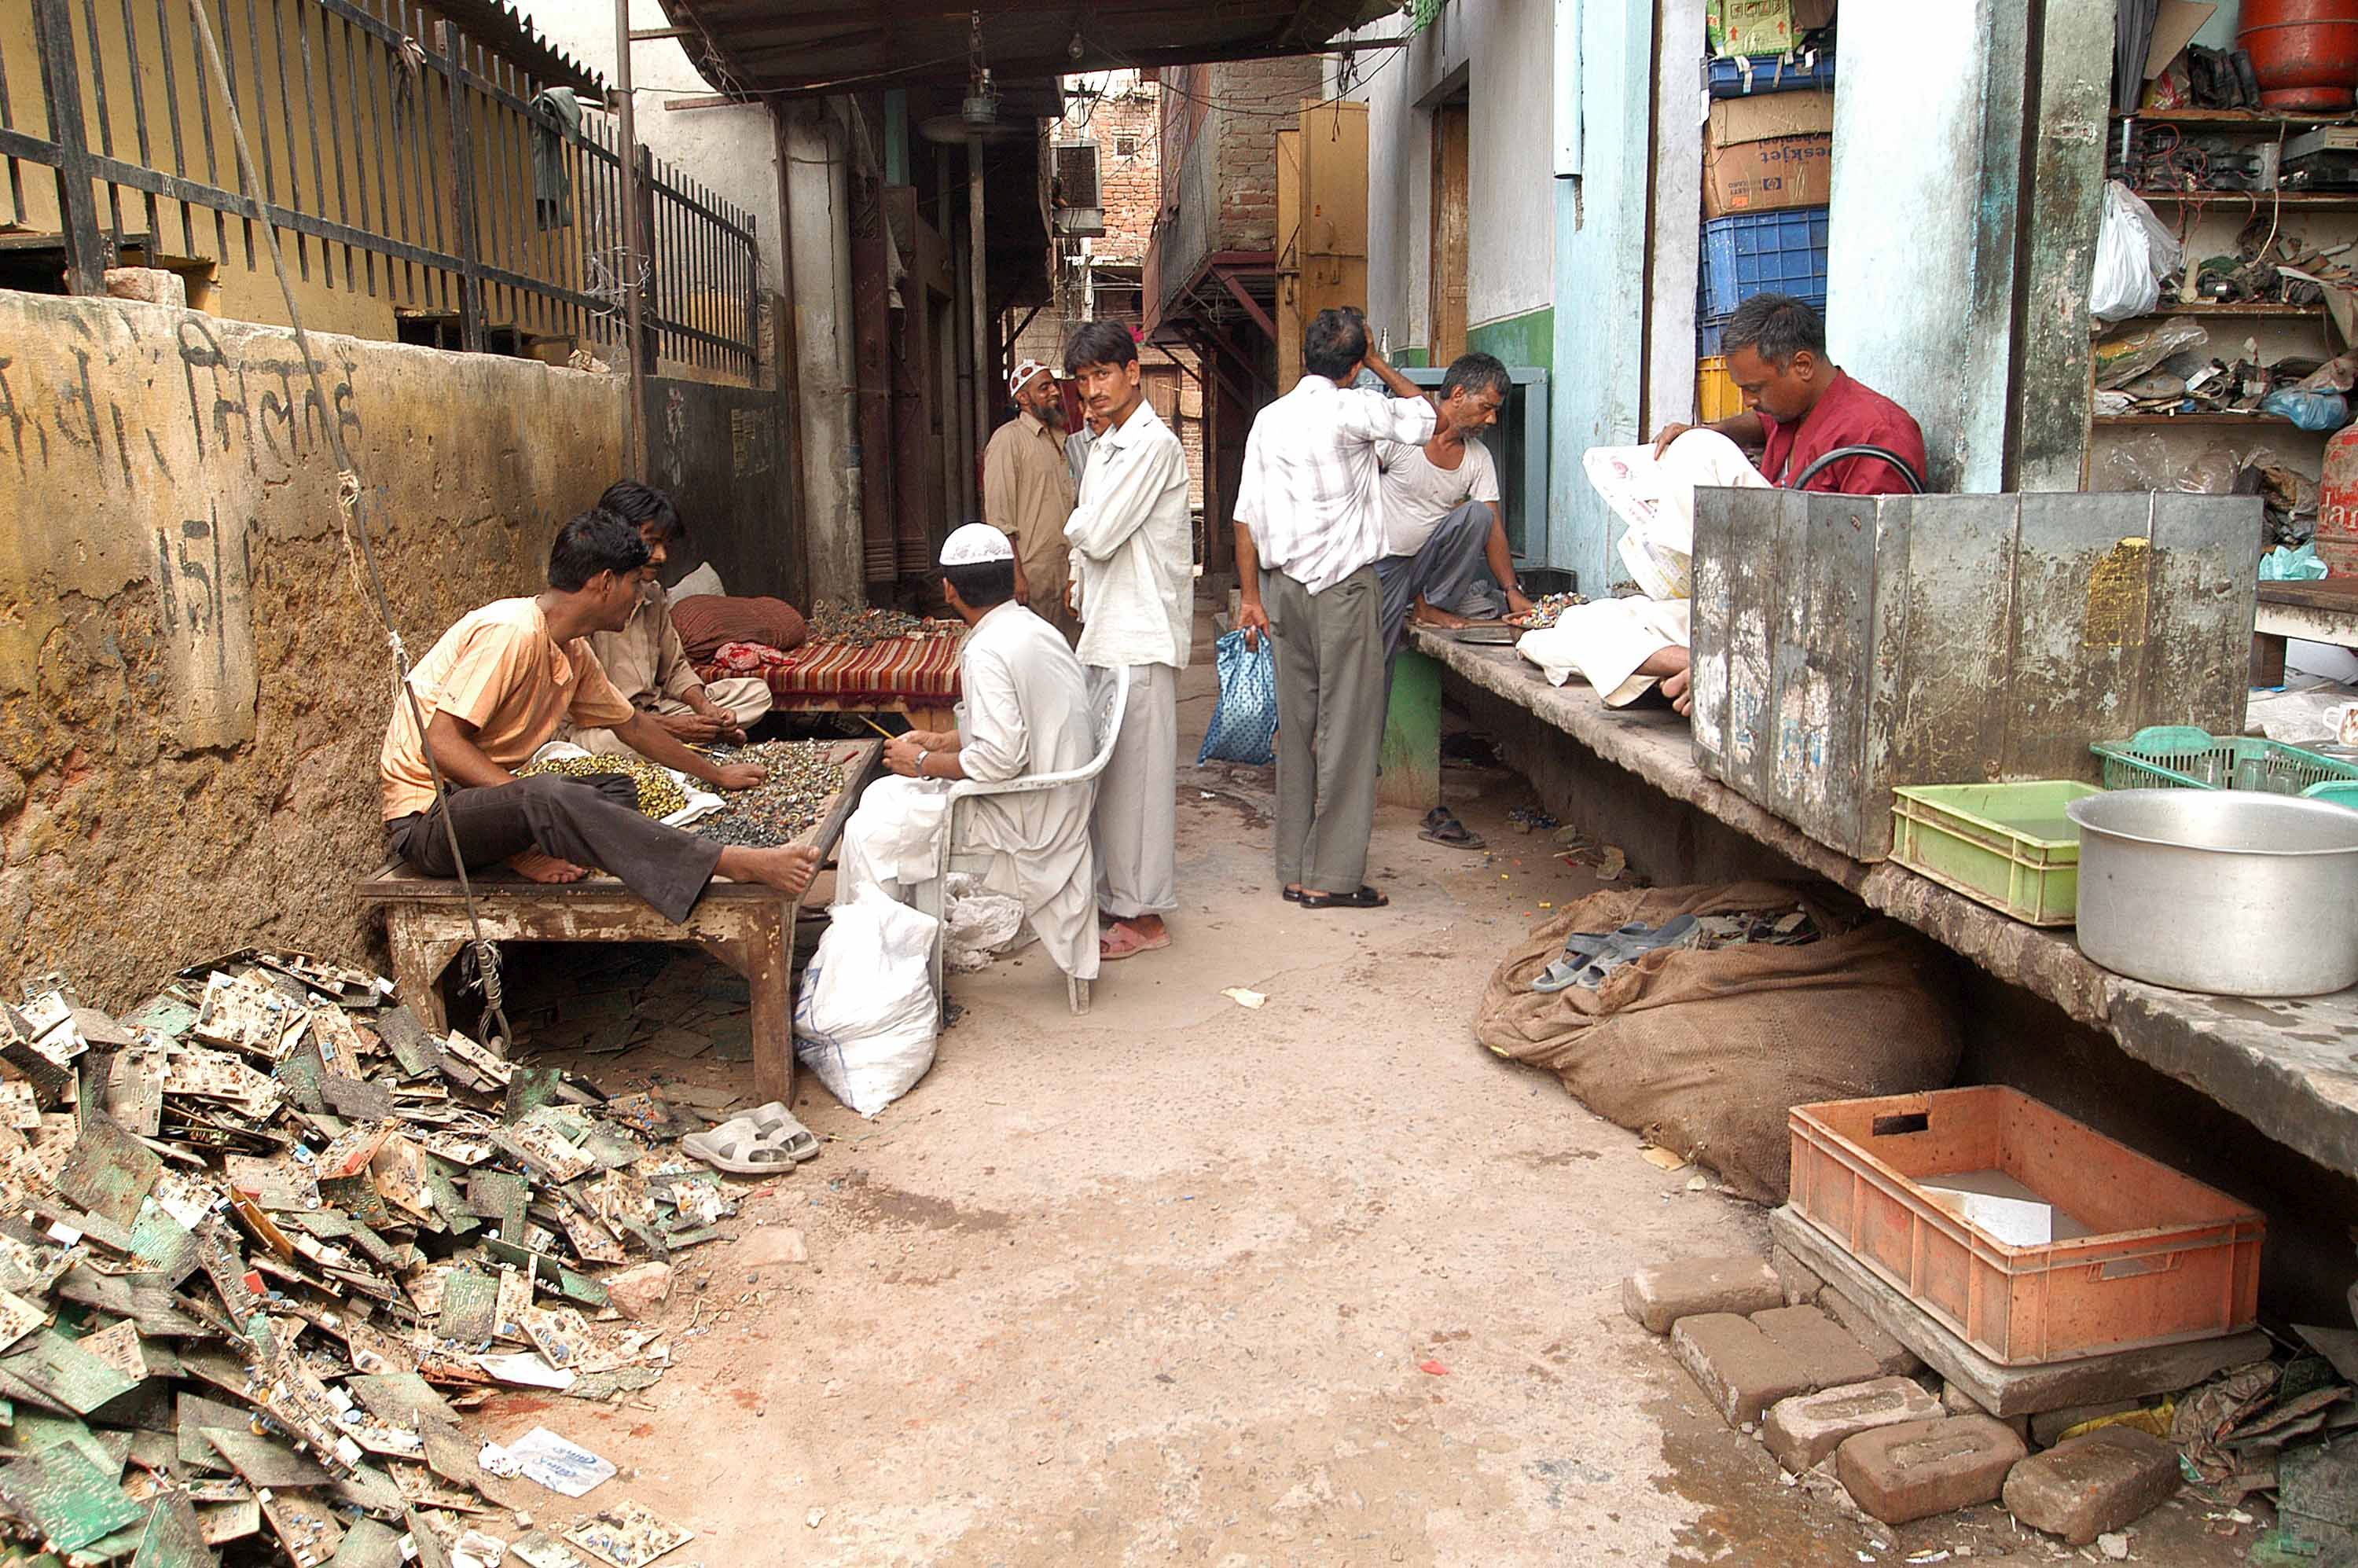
xmin=1703 ymin=92 xmax=1835 ymax=218
xmin=1710 ymin=0 xmax=1794 ymax=57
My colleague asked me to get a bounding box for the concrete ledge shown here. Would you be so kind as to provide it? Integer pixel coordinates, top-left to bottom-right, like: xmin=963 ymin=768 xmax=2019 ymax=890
xmin=1412 ymin=626 xmax=2358 ymax=1180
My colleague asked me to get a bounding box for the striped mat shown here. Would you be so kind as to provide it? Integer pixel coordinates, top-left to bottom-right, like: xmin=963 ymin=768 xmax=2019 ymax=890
xmin=701 ymin=630 xmax=963 ymax=707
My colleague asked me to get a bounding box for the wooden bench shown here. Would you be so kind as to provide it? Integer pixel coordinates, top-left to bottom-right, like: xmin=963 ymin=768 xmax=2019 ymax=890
xmin=355 ymin=741 xmax=879 ymax=1104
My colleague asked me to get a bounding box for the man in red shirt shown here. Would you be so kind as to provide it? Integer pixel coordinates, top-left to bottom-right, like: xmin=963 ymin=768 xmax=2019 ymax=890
xmin=1652 ymin=293 xmax=1926 ymax=494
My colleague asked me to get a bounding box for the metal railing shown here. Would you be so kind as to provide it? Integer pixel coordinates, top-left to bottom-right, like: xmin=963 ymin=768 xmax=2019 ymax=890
xmin=0 ymin=0 xmax=758 ymax=378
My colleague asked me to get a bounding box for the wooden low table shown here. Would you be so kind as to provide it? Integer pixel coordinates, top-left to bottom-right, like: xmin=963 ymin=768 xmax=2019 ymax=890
xmin=2253 ymin=577 xmax=2358 ymax=683
xmin=356 ymin=741 xmax=879 ymax=1103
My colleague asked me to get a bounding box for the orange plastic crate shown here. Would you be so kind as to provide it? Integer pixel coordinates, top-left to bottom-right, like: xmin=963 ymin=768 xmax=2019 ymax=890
xmin=1787 ymin=1088 xmax=2263 ymax=1366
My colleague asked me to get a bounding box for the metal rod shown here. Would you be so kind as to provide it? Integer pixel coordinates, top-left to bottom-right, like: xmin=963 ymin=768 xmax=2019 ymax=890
xmin=614 ymin=0 xmax=647 ymax=479
xmin=968 ymin=128 xmax=987 ymax=483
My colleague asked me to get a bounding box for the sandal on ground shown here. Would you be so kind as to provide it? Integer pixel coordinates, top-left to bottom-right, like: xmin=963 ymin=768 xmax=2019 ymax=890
xmin=1282 ymin=886 xmax=1304 ymax=903
xmin=1418 ymin=806 xmax=1486 ymax=850
xmin=1298 ymin=885 xmax=1389 ymax=910
xmin=1099 ymin=922 xmax=1172 ymax=962
xmin=680 ymin=1100 xmax=820 ymax=1175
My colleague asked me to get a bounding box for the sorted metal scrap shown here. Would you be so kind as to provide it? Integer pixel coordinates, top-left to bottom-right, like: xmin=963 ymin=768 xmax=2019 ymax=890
xmin=803 ymin=599 xmax=958 ymax=648
xmin=0 ymin=955 xmax=762 ymax=1566
xmin=692 ymin=740 xmax=854 ymax=849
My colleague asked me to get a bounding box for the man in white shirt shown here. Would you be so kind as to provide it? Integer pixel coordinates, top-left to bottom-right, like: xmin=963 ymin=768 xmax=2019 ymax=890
xmin=1374 ymin=353 xmax=1537 ymax=665
xmin=1061 ymin=321 xmax=1193 ymax=963
xmin=1233 ymin=307 xmax=1438 ymax=910
xmin=837 ymin=525 xmax=1102 ymax=986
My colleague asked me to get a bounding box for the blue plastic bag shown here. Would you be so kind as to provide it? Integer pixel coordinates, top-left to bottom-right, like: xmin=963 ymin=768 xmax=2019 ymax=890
xmin=1197 ymin=628 xmax=1278 ymax=766
xmin=2259 ymin=388 xmax=2350 ymax=431
xmin=2261 ymin=542 xmax=2330 ymax=582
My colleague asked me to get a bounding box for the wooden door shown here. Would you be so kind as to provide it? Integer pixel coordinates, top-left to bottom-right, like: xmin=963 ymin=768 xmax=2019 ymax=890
xmin=1430 ymin=102 xmax=1470 ymax=365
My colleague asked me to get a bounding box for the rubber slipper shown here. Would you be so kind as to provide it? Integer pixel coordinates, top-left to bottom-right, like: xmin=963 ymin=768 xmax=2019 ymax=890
xmin=681 ymin=1100 xmax=819 ymax=1174
xmin=1099 ymin=923 xmax=1171 ymax=962
xmin=1418 ymin=809 xmax=1486 ymax=850
xmin=1298 ymin=885 xmax=1388 ymax=910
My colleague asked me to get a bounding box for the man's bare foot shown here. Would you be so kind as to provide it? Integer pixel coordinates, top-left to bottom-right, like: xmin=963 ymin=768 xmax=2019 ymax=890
xmin=1662 ymin=666 xmax=1693 ymax=717
xmin=509 ymin=849 xmax=590 ymax=883
xmin=716 ymin=843 xmax=822 ymax=898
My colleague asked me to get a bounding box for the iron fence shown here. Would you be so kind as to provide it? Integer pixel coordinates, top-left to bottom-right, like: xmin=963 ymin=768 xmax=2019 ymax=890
xmin=0 ymin=0 xmax=758 ymax=378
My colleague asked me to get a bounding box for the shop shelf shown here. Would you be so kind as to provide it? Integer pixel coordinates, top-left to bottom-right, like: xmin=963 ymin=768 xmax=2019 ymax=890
xmin=1889 ymin=781 xmax=2103 ymax=927
xmin=2092 ymin=725 xmax=2358 ymax=794
xmin=1704 ymin=50 xmax=1835 ymax=97
xmin=2132 ymin=187 xmax=2358 ymax=209
xmin=1700 ymin=207 xmax=1829 ymax=321
xmin=1788 ymin=1087 xmax=2264 ymax=1365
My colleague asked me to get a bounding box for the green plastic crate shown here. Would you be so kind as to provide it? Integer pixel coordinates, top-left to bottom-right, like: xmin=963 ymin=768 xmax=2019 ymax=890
xmin=2092 ymin=725 xmax=2358 ymax=795
xmin=2305 ymin=780 xmax=2358 ymax=810
xmin=1889 ymin=781 xmax=2106 ymax=927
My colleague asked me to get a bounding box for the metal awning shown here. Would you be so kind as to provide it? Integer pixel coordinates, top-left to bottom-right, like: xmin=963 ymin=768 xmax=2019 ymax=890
xmin=657 ymin=0 xmax=1399 ymax=97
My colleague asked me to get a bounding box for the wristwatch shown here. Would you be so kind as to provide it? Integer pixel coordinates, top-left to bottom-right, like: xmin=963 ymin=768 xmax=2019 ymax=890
xmin=914 ymin=749 xmax=931 ymax=778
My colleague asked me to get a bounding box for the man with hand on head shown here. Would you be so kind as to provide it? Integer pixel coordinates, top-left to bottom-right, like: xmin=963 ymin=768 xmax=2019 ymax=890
xmin=380 ymin=509 xmax=817 ymax=916
xmin=1232 ymin=307 xmax=1438 ymax=912
xmin=836 ymin=524 xmax=1102 ymax=988
xmin=984 ymin=358 xmax=1080 ymax=644
xmin=1061 ymin=320 xmax=1192 ymax=963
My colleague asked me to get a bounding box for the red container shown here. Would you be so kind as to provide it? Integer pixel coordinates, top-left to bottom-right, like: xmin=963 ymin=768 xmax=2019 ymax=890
xmin=2240 ymin=0 xmax=2358 ymax=112
xmin=1787 ymin=1089 xmax=2264 ymax=1366
xmin=2319 ymin=422 xmax=2358 ymax=575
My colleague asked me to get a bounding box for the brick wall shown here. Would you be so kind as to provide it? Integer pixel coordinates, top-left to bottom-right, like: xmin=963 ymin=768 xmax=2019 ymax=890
xmin=1213 ymin=57 xmax=1322 ymax=252
xmin=1053 ymin=89 xmax=1160 ymax=265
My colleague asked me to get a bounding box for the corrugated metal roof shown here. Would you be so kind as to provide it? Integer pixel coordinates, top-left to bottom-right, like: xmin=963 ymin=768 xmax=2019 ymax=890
xmin=656 ymin=0 xmax=1398 ymax=98
xmin=435 ymin=0 xmax=606 ymax=95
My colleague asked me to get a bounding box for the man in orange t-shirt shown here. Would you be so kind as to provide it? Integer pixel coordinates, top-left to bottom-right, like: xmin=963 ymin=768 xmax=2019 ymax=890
xmin=380 ymin=509 xmax=818 ymax=920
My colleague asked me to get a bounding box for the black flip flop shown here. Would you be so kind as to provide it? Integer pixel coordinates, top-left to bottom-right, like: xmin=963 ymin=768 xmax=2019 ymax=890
xmin=1418 ymin=807 xmax=1486 ymax=850
xmin=1298 ymin=885 xmax=1388 ymax=910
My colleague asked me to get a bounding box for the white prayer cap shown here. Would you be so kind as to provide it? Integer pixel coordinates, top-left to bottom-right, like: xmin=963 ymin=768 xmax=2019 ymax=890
xmin=940 ymin=523 xmax=1015 ymax=567
xmin=1010 ymin=358 xmax=1052 ymax=396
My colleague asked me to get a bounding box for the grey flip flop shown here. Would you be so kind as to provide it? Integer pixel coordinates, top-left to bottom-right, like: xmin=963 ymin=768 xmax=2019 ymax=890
xmin=681 ymin=1100 xmax=820 ymax=1174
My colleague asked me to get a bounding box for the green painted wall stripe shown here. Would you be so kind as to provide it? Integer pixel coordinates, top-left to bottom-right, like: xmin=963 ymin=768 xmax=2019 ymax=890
xmin=1466 ymin=307 xmax=1554 ymax=372
xmin=1394 ymin=346 xmax=1431 ymax=369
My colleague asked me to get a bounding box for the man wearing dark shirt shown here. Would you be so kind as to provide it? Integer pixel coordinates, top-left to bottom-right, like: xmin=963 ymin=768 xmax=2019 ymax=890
xmin=1651 ymin=293 xmax=1926 ymax=494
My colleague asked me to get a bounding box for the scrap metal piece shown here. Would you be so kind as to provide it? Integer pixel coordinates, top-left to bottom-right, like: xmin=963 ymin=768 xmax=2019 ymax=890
xmin=307 ymin=1008 xmax=365 ymax=1080
xmin=255 ymin=1483 xmax=345 ymax=1567
xmin=437 ymin=1034 xmax=512 ymax=1092
xmin=325 ymin=1516 xmax=404 ymax=1568
xmin=103 ymin=1046 xmax=166 ymax=1139
xmin=0 ymin=1439 xmax=146 ymax=1551
xmin=195 ymin=1495 xmax=261 ymax=1545
xmin=373 ymin=1008 xmax=437 ymax=1078
xmin=316 ymin=1124 xmax=395 ymax=1182
xmin=323 ymin=1077 xmax=395 ymax=1122
xmin=1 ymin=1327 xmax=141 ymax=1414
xmin=517 ymin=1305 xmax=596 ymax=1372
xmin=79 ymin=1320 xmax=149 ymax=1382
xmin=129 ymin=1488 xmax=217 ymax=1568
xmin=199 ymin=1427 xmax=335 ymax=1490
xmin=562 ymin=1500 xmax=694 ymax=1568
xmin=438 ymin=1270 xmax=498 ymax=1346
xmin=192 ymin=974 xmax=301 ymax=1061
xmin=55 ymin=1108 xmax=163 ymax=1230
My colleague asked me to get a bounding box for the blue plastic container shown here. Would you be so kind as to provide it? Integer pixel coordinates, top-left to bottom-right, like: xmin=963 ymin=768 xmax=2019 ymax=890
xmin=1705 ymin=51 xmax=1835 ymax=97
xmin=1699 ymin=318 xmax=1724 ymax=357
xmin=1700 ymin=207 xmax=1830 ymax=320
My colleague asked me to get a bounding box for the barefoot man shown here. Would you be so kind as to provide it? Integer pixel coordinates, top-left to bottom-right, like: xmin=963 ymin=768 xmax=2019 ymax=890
xmin=380 ymin=508 xmax=819 ymax=914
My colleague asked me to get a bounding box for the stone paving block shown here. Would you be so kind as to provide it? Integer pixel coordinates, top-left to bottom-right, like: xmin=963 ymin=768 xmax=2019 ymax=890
xmin=1772 ymin=1245 xmax=1824 ymax=1307
xmin=2002 ymin=1427 xmax=2183 ymax=1547
xmin=1764 ymin=1376 xmax=1941 ymax=1473
xmin=1673 ymin=1312 xmax=1817 ymax=1427
xmin=1820 ymin=1283 xmax=1924 ymax=1376
xmin=1838 ymin=1415 xmax=2029 ymax=1525
xmin=1752 ymin=1303 xmax=1885 ymax=1390
xmin=2029 ymin=1399 xmax=2143 ymax=1449
xmin=1623 ymin=1255 xmax=1783 ymax=1335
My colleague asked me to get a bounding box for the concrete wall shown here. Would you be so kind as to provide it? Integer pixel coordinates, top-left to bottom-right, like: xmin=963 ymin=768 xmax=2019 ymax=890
xmin=0 ymin=288 xmax=623 ymax=1007
xmin=1358 ymin=0 xmax=1556 ymax=361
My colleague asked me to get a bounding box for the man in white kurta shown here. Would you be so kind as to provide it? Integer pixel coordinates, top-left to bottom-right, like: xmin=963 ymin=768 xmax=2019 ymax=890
xmin=1062 ymin=321 xmax=1192 ymax=963
xmin=834 ymin=525 xmax=1101 ymax=983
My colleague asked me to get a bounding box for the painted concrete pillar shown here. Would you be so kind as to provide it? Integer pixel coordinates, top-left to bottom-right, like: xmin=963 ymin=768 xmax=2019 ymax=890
xmin=1827 ymin=0 xmax=2107 ymax=493
xmin=785 ymin=103 xmax=866 ymax=604
xmin=1548 ymin=0 xmax=1656 ymax=593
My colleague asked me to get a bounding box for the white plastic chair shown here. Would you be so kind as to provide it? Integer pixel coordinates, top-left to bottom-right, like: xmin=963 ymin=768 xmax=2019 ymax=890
xmin=912 ymin=663 xmax=1129 ymax=1016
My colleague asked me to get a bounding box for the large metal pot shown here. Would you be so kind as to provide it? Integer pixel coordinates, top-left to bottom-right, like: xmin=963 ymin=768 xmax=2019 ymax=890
xmin=2065 ymin=789 xmax=2358 ymax=996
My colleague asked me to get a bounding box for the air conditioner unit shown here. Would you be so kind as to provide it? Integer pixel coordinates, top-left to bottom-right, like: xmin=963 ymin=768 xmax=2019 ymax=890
xmin=1054 ymin=142 xmax=1106 ymax=235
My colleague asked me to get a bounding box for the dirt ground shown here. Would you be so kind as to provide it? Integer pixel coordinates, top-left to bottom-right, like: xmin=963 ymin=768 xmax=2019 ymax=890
xmin=465 ymin=622 xmax=2265 ymax=1566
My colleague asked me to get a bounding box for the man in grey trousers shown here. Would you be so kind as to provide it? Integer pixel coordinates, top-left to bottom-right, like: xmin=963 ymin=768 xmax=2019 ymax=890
xmin=1232 ymin=308 xmax=1438 ymax=909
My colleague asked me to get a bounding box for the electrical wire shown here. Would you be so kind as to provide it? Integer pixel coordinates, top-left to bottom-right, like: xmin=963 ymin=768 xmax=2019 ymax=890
xmin=184 ymin=0 xmax=516 ymax=1052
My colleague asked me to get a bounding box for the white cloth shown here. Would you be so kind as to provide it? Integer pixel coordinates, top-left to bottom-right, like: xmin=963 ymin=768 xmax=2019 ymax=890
xmin=1066 ymin=399 xmax=1193 ymax=671
xmin=1518 ymin=599 xmax=1693 ymax=707
xmin=1092 ymin=663 xmax=1178 ymax=920
xmin=1377 ymin=435 xmax=1500 ymax=556
xmin=1582 ymin=431 xmax=1771 ymax=600
xmin=834 ymin=602 xmax=1101 ymax=981
xmin=1234 ymin=374 xmax=1438 ymax=594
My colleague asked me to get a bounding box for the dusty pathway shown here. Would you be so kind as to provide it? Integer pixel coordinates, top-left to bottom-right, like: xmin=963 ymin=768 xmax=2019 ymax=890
xmin=472 ymin=624 xmax=2252 ymax=1566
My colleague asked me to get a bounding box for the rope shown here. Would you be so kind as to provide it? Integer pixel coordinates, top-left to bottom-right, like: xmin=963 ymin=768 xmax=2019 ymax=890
xmin=185 ymin=0 xmax=514 ymax=1052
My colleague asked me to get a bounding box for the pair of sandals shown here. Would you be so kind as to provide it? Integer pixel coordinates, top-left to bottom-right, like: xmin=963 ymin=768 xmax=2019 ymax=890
xmin=679 ymin=1100 xmax=822 ymax=1174
xmin=1281 ymin=884 xmax=1389 ymax=909
xmin=1529 ymin=915 xmax=1700 ymax=994
xmin=1418 ymin=806 xmax=1486 ymax=850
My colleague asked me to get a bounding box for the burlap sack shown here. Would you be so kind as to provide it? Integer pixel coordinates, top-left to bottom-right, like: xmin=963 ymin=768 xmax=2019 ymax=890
xmin=1475 ymin=881 xmax=1961 ymax=1203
